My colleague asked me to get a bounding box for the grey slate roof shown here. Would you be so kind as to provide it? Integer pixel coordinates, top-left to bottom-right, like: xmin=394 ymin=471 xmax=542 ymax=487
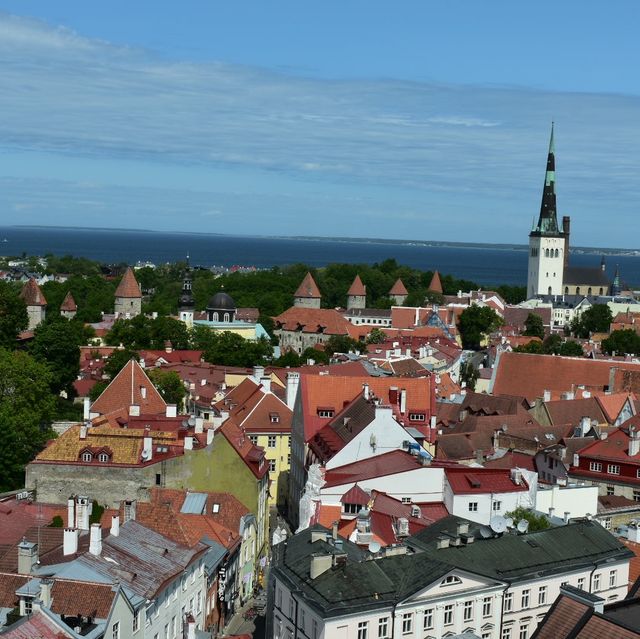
xmin=408 ymin=515 xmax=633 ymax=582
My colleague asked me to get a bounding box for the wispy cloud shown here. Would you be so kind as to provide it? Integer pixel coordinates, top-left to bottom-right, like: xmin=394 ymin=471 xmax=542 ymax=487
xmin=0 ymin=13 xmax=639 ymax=246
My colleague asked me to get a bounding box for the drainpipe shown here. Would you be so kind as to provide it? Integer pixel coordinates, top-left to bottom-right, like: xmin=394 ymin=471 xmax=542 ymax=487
xmin=498 ymin=582 xmax=510 ymax=638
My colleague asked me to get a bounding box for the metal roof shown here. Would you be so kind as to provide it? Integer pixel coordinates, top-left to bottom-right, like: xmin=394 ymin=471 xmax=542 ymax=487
xmin=180 ymin=492 xmax=208 ymax=515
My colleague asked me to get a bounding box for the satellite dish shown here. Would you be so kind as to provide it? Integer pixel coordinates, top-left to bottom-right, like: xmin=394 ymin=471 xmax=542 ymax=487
xmin=517 ymin=519 xmax=530 ymax=534
xmin=505 ymin=517 xmax=514 ymax=528
xmin=188 ymin=416 xmax=196 ymax=427
xmin=490 ymin=516 xmax=507 ymax=534
xmin=479 ymin=526 xmax=493 ymax=539
xmin=368 ymin=541 xmax=381 ymax=554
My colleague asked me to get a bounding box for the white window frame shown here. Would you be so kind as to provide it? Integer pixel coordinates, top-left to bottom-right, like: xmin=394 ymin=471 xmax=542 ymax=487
xmin=608 ymin=464 xmax=621 ymax=475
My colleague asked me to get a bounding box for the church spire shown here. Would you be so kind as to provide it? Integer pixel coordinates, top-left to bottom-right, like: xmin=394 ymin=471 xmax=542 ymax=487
xmin=532 ymin=122 xmax=560 ymax=236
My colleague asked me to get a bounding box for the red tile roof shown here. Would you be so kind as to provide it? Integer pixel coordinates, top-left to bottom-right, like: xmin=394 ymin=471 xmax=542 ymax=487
xmin=19 ymin=278 xmax=46 ymax=306
xmin=1 ymin=608 xmax=75 ymax=638
xmin=59 ymin=290 xmax=77 ymax=312
xmin=273 ymin=307 xmax=354 ymax=337
xmin=445 ymin=467 xmax=528 ymax=494
xmin=91 ymin=359 xmax=167 ymax=416
xmin=114 ymin=267 xmax=142 ymax=298
xmin=389 ymin=278 xmax=408 ymax=296
xmin=596 ymin=393 xmax=635 ymax=424
xmin=340 ymin=484 xmax=370 ymax=505
xmin=294 ymin=272 xmax=321 ymax=299
xmin=300 ymin=374 xmax=434 ymax=442
xmin=0 ymin=500 xmax=65 ymax=545
xmin=428 ymin=271 xmax=443 ymax=294
xmin=347 ymin=275 xmax=366 ymax=296
xmin=492 ymin=351 xmax=640 ymax=402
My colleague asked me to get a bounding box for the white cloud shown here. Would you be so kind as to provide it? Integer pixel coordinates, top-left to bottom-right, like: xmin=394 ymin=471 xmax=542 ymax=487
xmin=0 ymin=12 xmax=639 ymax=245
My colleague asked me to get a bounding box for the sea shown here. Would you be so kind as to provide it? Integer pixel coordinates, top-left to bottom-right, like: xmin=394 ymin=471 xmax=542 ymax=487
xmin=2 ymin=226 xmax=640 ymax=288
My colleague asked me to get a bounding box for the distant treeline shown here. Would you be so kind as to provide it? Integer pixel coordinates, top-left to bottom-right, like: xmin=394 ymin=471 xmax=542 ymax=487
xmin=6 ymin=254 xmax=527 ymax=324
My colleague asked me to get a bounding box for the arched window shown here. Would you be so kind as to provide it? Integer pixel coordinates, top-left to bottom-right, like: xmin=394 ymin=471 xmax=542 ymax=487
xmin=545 ymin=249 xmax=550 ymax=257
xmin=548 ymin=287 xmax=552 ymax=295
xmin=213 ymin=312 xmax=219 ymax=322
xmin=98 ymin=453 xmax=109 ymax=463
xmin=565 ymin=287 xmax=569 ymax=295
xmin=555 ymin=249 xmax=559 ymax=258
xmin=81 ymin=452 xmax=92 ymax=462
xmin=224 ymin=313 xmax=230 ymax=322
xmin=588 ymin=288 xmax=592 ymax=296
xmin=599 ymin=287 xmax=604 ymax=295
xmin=576 ymin=287 xmax=581 ymax=295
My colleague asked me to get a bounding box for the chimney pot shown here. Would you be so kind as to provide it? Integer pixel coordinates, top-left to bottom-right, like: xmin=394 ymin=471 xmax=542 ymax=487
xmin=89 ymin=523 xmax=102 ymax=556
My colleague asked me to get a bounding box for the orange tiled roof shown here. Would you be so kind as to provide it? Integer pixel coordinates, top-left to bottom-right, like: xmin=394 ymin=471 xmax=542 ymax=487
xmin=347 ymin=275 xmax=366 ymax=296
xmin=91 ymin=359 xmax=167 ymax=416
xmin=59 ymin=291 xmax=77 ymax=312
xmin=492 ymin=351 xmax=640 ymax=402
xmin=19 ymin=278 xmax=46 ymax=306
xmin=219 ymin=419 xmax=268 ymax=479
xmin=389 ymin=278 xmax=408 ymax=296
xmin=428 ymin=270 xmax=443 ymax=294
xmin=273 ymin=307 xmax=353 ymax=336
xmin=596 ymin=392 xmax=634 ymax=424
xmin=35 ymin=424 xmax=178 ymax=464
xmin=294 ymin=272 xmax=321 ymax=299
xmin=114 ymin=267 xmax=142 ymax=298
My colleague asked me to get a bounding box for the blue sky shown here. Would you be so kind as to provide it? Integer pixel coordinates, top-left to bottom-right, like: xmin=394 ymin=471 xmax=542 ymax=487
xmin=0 ymin=2 xmax=639 ymax=246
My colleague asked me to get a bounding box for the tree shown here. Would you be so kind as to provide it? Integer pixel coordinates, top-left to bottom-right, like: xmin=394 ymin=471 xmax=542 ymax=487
xmin=148 ymin=369 xmax=186 ymax=409
xmin=523 ymin=313 xmax=545 ymax=340
xmin=274 ymin=350 xmax=302 ymax=367
xmin=301 ymin=347 xmax=330 ymax=364
xmin=89 ymin=381 xmax=109 ymax=402
xmin=505 ymin=506 xmax=550 ymax=532
xmin=457 ymin=305 xmax=503 ymax=350
xmin=0 ymin=281 xmax=28 ymax=348
xmin=571 ymin=304 xmax=613 ymax=338
xmin=199 ymin=331 xmax=272 ymax=367
xmin=514 ymin=340 xmax=543 ymax=354
xmin=460 ymin=361 xmax=478 ymax=391
xmin=541 ymin=333 xmax=562 ymax=355
xmin=29 ymin=317 xmax=85 ymax=396
xmin=602 ymin=329 xmax=640 ymax=356
xmin=0 ymin=349 xmax=56 ymax=490
xmin=366 ymin=328 xmax=388 ymax=344
xmin=103 ymin=349 xmax=140 ymax=380
xmin=324 ymin=335 xmax=366 ymax=356
xmin=559 ymin=340 xmax=584 ymax=357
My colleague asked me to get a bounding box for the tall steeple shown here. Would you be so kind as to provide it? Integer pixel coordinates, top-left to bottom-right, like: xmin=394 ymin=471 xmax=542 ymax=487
xmin=179 ymin=254 xmax=195 ymax=311
xmin=532 ymin=123 xmax=560 ymax=236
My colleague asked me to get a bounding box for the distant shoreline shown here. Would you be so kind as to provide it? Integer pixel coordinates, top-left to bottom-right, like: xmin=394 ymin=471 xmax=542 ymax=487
xmin=5 ymin=225 xmax=639 ymax=257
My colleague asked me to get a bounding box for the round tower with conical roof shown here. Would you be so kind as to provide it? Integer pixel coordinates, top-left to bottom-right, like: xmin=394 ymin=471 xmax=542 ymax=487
xmin=347 ymin=275 xmax=366 ymax=310
xmin=114 ymin=267 xmax=142 ymax=318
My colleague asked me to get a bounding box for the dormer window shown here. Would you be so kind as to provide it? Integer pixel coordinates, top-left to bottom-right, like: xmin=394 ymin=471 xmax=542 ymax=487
xmin=270 ymin=412 xmax=280 ymax=423
xmin=409 ymin=413 xmax=426 ymax=421
xmin=317 ymin=407 xmax=335 ymax=418
xmin=98 ymin=452 xmax=110 ymax=463
xmin=81 ymin=451 xmax=93 ymax=462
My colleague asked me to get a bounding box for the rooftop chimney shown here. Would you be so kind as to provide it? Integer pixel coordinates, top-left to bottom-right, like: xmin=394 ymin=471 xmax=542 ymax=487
xmin=560 ymin=584 xmax=604 ymax=614
xmin=39 ymin=578 xmax=53 ymax=608
xmin=67 ymin=496 xmax=75 ymax=528
xmin=400 ymin=389 xmax=407 ymax=414
xmin=310 ymin=554 xmax=333 ymax=579
xmin=142 ymin=436 xmax=153 ymax=461
xmin=124 ymin=500 xmax=136 ymax=523
xmin=63 ymin=528 xmax=78 ymax=556
xmin=253 ymin=365 xmax=265 ymax=381
xmin=206 ymin=428 xmax=214 ymax=445
xmin=166 ymin=404 xmax=177 ymax=418
xmin=75 ymin=496 xmax=90 ymax=531
xmin=363 ymin=383 xmax=370 ymax=400
xmin=260 ymin=375 xmax=272 ymax=394
xmin=389 ymin=386 xmax=398 ymax=405
xmin=17 ymin=540 xmax=38 ymax=574
xmin=110 ymin=515 xmax=120 ymax=537
xmin=83 ymin=397 xmax=90 ymax=420
xmin=286 ymin=372 xmax=300 ymax=410
xmin=184 ymin=436 xmax=193 ymax=450
xmin=89 ymin=523 xmax=102 ymax=556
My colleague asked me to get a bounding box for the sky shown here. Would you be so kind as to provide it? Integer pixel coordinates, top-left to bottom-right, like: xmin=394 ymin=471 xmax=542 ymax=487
xmin=0 ymin=1 xmax=639 ymax=247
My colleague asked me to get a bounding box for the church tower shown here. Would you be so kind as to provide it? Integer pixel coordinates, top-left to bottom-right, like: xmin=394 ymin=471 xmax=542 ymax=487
xmin=527 ymin=124 xmax=568 ymax=298
xmin=178 ymin=256 xmax=195 ymax=326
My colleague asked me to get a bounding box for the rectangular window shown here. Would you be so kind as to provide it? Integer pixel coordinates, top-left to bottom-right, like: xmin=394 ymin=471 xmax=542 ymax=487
xmin=164 ymin=624 xmax=169 ymax=639
xmin=594 ymin=573 xmax=601 ymax=591
xmin=634 ymin=490 xmax=640 ymax=502
xmin=519 ymin=624 xmax=528 ymax=639
xmin=608 ymin=464 xmax=621 ymax=475
xmin=269 ymin=459 xmax=277 ymax=472
xmin=133 ymin=610 xmax=140 ymax=633
xmin=409 ymin=413 xmax=425 ymax=421
xmin=504 ymin=592 xmax=513 ymax=612
xmin=276 ymin=586 xmax=282 ymax=608
xmin=317 ymin=409 xmax=334 ymax=418
xmin=156 ymin=473 xmax=162 ymax=486
xmin=402 ymin=613 xmax=413 ymax=634
xmin=357 ymin=621 xmax=368 ymax=639
xmin=603 ymin=517 xmax=612 ymax=530
xmin=171 ymin=616 xmax=177 ymax=639
xmin=463 ymin=600 xmax=473 ymax=622
xmin=521 ymin=589 xmax=530 ymax=609
xmin=589 ymin=461 xmax=602 ymax=471
xmin=493 ymin=501 xmax=502 ymax=511
xmin=312 ymin=620 xmax=319 ymax=639
xmin=444 ymin=604 xmax=454 ymax=626
xmin=468 ymin=502 xmax=478 ymax=512
xmin=196 ymin=590 xmax=202 ymax=614
xmin=112 ymin=622 xmax=120 ymax=639
xmin=538 ymin=586 xmax=547 ymax=605
xmin=483 ymin=596 xmax=492 ymax=618
xmin=423 ymin=609 xmax=434 ymax=630
xmin=578 ymin=577 xmax=586 ymax=591
xmin=610 ymin=570 xmax=617 ymax=588
xmin=636 ymin=469 xmax=640 ymax=478
xmin=607 ymin=485 xmax=615 ymax=496
xmin=502 ymin=628 xmax=512 ymax=639
xmin=378 ymin=617 xmax=389 ymax=638
xmin=268 ymin=435 xmax=277 ymax=447
xmin=249 ymin=435 xmax=258 ymax=445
